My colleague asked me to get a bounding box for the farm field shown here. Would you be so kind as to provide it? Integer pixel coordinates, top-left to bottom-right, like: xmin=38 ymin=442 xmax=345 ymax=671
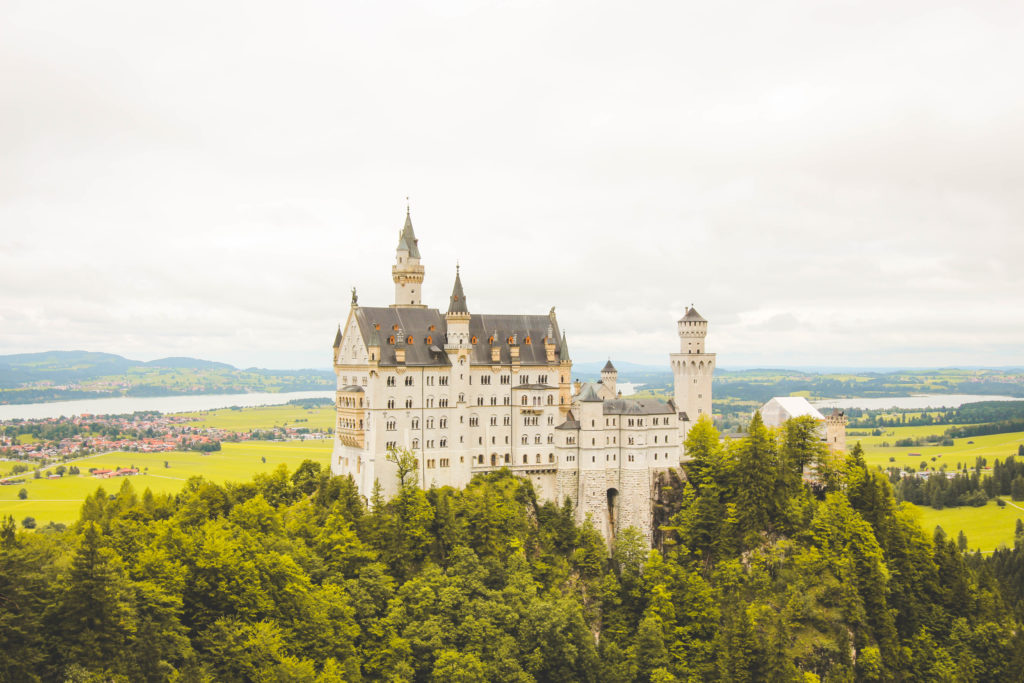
xmin=911 ymin=498 xmax=1024 ymax=553
xmin=852 ymin=427 xmax=1024 ymax=472
xmin=0 ymin=440 xmax=331 ymax=526
xmin=180 ymin=404 xmax=335 ymax=431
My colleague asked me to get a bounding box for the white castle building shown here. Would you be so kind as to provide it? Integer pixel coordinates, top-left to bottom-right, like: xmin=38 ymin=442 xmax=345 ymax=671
xmin=331 ymin=210 xmax=715 ymax=542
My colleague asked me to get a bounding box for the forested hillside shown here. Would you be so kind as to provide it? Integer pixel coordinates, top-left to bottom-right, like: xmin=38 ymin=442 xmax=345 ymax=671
xmin=1 ymin=417 xmax=1022 ymax=681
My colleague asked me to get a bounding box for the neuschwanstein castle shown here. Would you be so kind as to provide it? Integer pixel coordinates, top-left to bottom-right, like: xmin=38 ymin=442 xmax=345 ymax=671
xmin=331 ymin=210 xmax=714 ymax=542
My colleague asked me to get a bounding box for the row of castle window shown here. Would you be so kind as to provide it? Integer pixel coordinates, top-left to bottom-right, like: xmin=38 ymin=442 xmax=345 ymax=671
xmin=338 ymin=418 xmax=363 ymax=430
xmin=338 ymin=396 xmax=364 ymax=408
xmin=425 ymin=458 xmax=450 ymax=468
xmin=474 ymin=453 xmax=556 ymax=465
xmin=412 ymin=438 xmax=448 ymax=449
xmin=341 ymin=376 xmax=368 ymax=386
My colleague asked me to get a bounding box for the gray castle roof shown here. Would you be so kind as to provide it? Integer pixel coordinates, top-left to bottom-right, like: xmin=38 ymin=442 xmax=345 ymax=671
xmin=578 ymin=383 xmax=603 ymax=402
xmin=351 ymin=306 xmax=566 ymax=367
xmin=447 ymin=268 xmax=469 ymax=314
xmin=397 ymin=210 xmax=421 ymax=259
xmin=603 ymin=397 xmax=674 ymax=415
xmin=680 ymin=307 xmax=706 ymax=322
xmin=602 ymin=359 xmax=616 ymax=373
xmin=555 ymin=410 xmax=580 ymax=430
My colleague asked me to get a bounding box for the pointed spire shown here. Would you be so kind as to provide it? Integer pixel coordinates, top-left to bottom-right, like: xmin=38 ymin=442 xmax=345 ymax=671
xmin=333 ymin=325 xmax=342 ymax=348
xmin=447 ymin=265 xmax=469 ymax=314
xmin=396 ymin=206 xmax=421 ymax=259
xmin=559 ymin=330 xmax=570 ymax=361
xmin=368 ymin=322 xmax=380 ymax=347
xmin=602 ymin=359 xmax=616 ymax=373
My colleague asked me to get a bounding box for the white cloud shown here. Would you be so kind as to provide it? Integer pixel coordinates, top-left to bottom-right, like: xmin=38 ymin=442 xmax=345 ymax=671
xmin=1 ymin=1 xmax=1022 ymax=369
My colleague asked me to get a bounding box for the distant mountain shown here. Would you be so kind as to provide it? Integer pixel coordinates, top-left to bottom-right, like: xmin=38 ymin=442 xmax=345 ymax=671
xmin=0 ymin=350 xmax=334 ymax=404
xmin=145 ymin=357 xmax=236 ymax=371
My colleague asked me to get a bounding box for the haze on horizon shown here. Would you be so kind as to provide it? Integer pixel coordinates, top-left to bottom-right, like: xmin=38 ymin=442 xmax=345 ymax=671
xmin=2 ymin=1 xmax=1022 ymax=370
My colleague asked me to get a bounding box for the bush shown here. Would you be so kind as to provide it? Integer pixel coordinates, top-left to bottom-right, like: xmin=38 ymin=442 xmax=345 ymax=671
xmin=21 ymin=516 xmax=35 ymax=529
xmin=17 ymin=488 xmax=27 ymax=500
xmin=998 ymin=498 xmax=1007 ymax=507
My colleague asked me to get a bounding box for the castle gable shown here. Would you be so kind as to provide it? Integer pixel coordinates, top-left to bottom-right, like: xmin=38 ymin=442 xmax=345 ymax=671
xmin=337 ymin=315 xmax=369 ymax=366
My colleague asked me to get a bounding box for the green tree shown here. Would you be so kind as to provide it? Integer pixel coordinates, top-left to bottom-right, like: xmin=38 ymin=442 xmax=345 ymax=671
xmin=17 ymin=488 xmax=27 ymax=500
xmin=20 ymin=517 xmax=35 ymax=529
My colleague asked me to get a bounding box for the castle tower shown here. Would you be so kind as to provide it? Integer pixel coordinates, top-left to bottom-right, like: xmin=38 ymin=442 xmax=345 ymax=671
xmin=392 ymin=208 xmax=426 ymax=307
xmin=601 ymin=359 xmax=617 ymax=397
xmin=824 ymin=408 xmax=847 ymax=454
xmin=670 ymin=306 xmax=715 ymax=445
xmin=444 ymin=266 xmax=471 ymax=350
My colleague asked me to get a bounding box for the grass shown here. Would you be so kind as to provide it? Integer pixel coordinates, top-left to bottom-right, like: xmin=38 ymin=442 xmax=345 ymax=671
xmin=0 ymin=440 xmax=331 ymax=526
xmin=853 ymin=427 xmax=1024 ymax=473
xmin=181 ymin=405 xmax=335 ymax=432
xmin=909 ymin=498 xmax=1024 ymax=553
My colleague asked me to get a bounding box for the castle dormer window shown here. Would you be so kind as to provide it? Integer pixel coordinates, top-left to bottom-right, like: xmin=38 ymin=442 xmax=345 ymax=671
xmin=388 ymin=336 xmax=395 ymax=345
xmin=471 ymin=335 xmax=478 ymax=344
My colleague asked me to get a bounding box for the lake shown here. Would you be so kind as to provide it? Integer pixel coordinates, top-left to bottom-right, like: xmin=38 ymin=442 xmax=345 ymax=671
xmin=810 ymin=394 xmax=1021 ymax=411
xmin=0 ymin=391 xmax=336 ymax=421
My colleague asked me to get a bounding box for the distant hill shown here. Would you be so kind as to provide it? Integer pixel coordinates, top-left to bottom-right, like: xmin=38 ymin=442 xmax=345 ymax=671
xmin=0 ymin=351 xmax=333 ymax=404
xmin=145 ymin=357 xmax=236 ymax=371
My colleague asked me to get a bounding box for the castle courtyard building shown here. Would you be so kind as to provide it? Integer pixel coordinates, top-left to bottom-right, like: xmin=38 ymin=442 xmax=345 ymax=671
xmin=331 ymin=210 xmax=715 ymax=543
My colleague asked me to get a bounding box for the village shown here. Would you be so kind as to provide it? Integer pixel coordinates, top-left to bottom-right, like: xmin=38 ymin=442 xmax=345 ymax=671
xmin=0 ymin=410 xmax=330 ymax=475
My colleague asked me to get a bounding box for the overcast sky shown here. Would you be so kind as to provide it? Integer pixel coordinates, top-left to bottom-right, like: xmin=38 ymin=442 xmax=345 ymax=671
xmin=2 ymin=1 xmax=1022 ymax=370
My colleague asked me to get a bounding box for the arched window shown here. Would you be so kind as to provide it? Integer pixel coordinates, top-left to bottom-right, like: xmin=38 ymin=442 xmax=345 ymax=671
xmin=412 ymin=438 xmax=419 ymax=449
xmin=426 ymin=336 xmax=432 ymax=344
xmin=547 ymin=395 xmax=553 ymax=405
xmin=471 ymin=335 xmax=478 ymax=344
xmin=407 ymin=335 xmax=414 ymax=344
xmin=521 ymin=395 xmax=528 ymax=406
xmin=521 ymin=435 xmax=528 ymax=445
xmin=478 ymin=454 xmax=484 ymax=464
xmin=524 ymin=336 xmax=531 ymax=344
xmin=388 ymin=336 xmax=395 ymax=345
xmin=535 ymin=454 xmax=541 ymax=463
xmin=548 ymin=453 xmax=554 ymax=463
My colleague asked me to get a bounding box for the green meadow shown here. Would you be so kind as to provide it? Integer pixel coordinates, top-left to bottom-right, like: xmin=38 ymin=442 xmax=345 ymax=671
xmin=0 ymin=440 xmax=331 ymax=526
xmin=854 ymin=427 xmax=1024 ymax=472
xmin=913 ymin=498 xmax=1024 ymax=553
xmin=181 ymin=404 xmax=335 ymax=431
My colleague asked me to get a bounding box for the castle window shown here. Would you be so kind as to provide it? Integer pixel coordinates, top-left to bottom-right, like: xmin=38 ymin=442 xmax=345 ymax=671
xmin=534 ymin=435 xmax=541 ymax=444
xmin=481 ymin=375 xmax=491 ymax=385
xmin=458 ymin=393 xmax=464 ymax=402
xmin=426 ymin=336 xmax=432 ymax=344
xmin=393 ymin=324 xmax=399 ymax=331
xmin=524 ymin=336 xmax=531 ymax=344
xmin=523 ymin=455 xmax=528 ymax=464
xmin=426 ymin=398 xmax=434 ymax=408
xmin=504 ymin=454 xmax=510 ymax=464
xmin=503 ymin=397 xmax=510 ymax=406
xmin=535 ymin=454 xmax=541 ymax=463
xmin=477 ymin=397 xmax=484 ymax=406
xmin=471 ymin=335 xmax=478 ymax=344
xmin=387 ymin=376 xmax=396 ymax=386
xmin=440 ymin=458 xmax=449 ymax=467
xmin=389 ymin=336 xmax=395 ymax=345
xmin=412 ymin=438 xmax=419 ymax=449
xmin=386 ymin=420 xmax=396 ymax=431
xmin=387 ymin=399 xmax=395 ymax=409
xmin=439 ymin=376 xmax=448 ymax=386
xmin=503 ymin=416 xmax=511 ymax=426
xmin=491 ymin=397 xmax=497 ymax=406
xmin=405 ymin=376 xmax=414 ymax=386
xmin=469 ymin=417 xmax=478 ymax=427
xmin=429 ymin=324 xmax=436 ymax=331
xmin=405 ymin=399 xmax=413 ymax=408
xmin=407 ymin=336 xmax=414 ymax=344
xmin=427 ymin=376 xmax=434 ymax=386
xmin=548 ymin=453 xmax=554 ymax=463
xmin=440 ymin=418 xmax=448 ymax=428
xmin=478 ymin=455 xmax=484 ymax=464
xmin=440 ymin=438 xmax=447 ymax=448
xmin=547 ymin=434 xmax=553 ymax=443
xmin=439 ymin=398 xmax=449 ymax=407
xmin=521 ymin=396 xmax=528 ymax=406
xmin=521 ymin=435 xmax=528 ymax=445
xmin=411 ymin=418 xmax=419 ymax=429
xmin=489 ymin=335 xmax=495 ymax=344
xmin=490 ymin=416 xmax=497 ymax=426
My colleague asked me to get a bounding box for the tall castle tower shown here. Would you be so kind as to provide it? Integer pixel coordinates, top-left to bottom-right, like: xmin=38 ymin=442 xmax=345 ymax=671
xmin=670 ymin=306 xmax=715 ymax=442
xmin=392 ymin=208 xmax=425 ymax=307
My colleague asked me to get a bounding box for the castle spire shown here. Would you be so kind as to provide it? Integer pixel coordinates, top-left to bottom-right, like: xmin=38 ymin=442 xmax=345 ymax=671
xmin=559 ymin=330 xmax=570 ymax=361
xmin=447 ymin=265 xmax=469 ymax=315
xmin=396 ymin=207 xmax=421 ymax=259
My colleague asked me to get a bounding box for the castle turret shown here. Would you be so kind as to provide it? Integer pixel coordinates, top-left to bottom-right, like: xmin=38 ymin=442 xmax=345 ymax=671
xmin=601 ymin=359 xmax=617 ymax=397
xmin=392 ymin=208 xmax=425 ymax=307
xmin=445 ymin=266 xmax=471 ymax=351
xmin=670 ymin=306 xmax=716 ymax=445
xmin=825 ymin=408 xmax=847 ymax=454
